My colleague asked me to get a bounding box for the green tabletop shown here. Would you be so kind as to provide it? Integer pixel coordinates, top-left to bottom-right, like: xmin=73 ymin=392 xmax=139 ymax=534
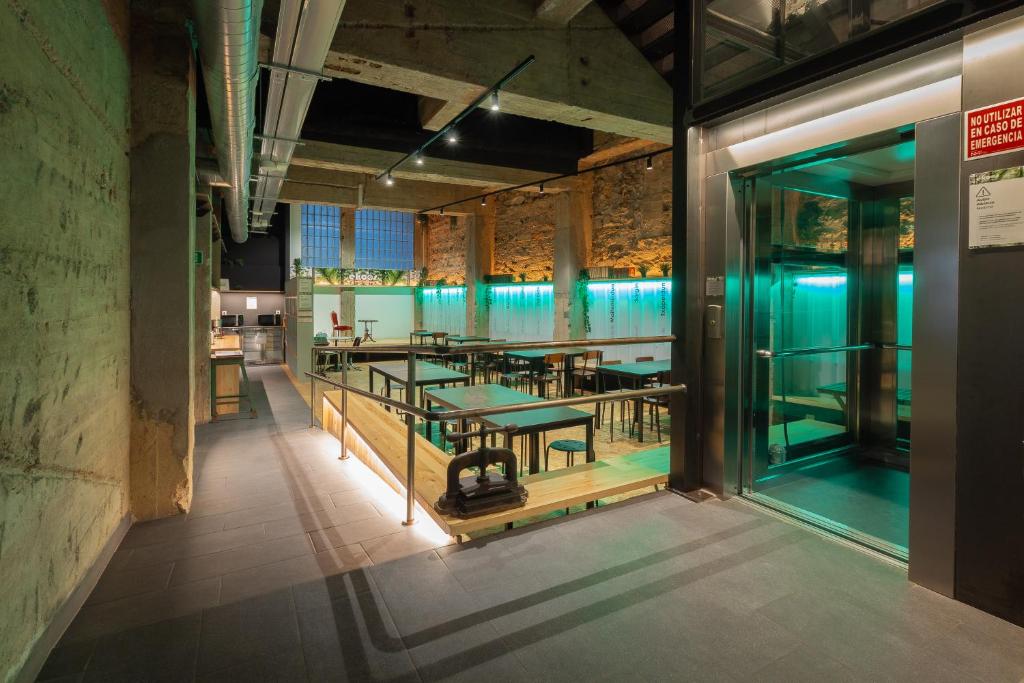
xmin=424 ymin=384 xmax=592 ymax=432
xmin=368 ymin=361 xmax=469 ymax=386
xmin=410 ymin=331 xmax=434 ymax=338
xmin=598 ymin=359 xmax=671 ymax=378
xmin=447 ymin=335 xmax=491 ymax=343
xmin=505 ymin=347 xmax=589 ymax=360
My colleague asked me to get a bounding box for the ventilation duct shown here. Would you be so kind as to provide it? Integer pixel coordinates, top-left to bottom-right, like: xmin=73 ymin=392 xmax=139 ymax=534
xmin=192 ymin=0 xmax=263 ymax=243
xmin=250 ymin=0 xmax=346 ymax=231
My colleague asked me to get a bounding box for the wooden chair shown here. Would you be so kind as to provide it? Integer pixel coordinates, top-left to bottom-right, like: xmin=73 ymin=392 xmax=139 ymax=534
xmin=638 ymin=370 xmax=671 ymax=442
xmin=499 ymin=354 xmax=532 ymax=392
xmin=596 ymin=360 xmax=631 ymax=441
xmin=536 ymin=353 xmax=565 ymax=398
xmin=570 ymin=350 xmax=602 ymax=395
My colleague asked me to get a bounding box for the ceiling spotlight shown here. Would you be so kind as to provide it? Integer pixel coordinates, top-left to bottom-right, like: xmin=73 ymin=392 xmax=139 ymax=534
xmin=481 ymin=196 xmax=487 ymax=206
xmin=440 ymin=206 xmax=445 ymax=215
xmin=489 ymin=91 xmax=500 ymax=111
xmin=414 ymin=154 xmax=424 ymax=166
xmin=539 ymin=182 xmax=545 ymax=194
xmin=646 ymin=155 xmax=654 ymax=171
xmin=446 ymin=130 xmax=458 ymax=144
xmin=385 ymin=173 xmax=394 ymax=186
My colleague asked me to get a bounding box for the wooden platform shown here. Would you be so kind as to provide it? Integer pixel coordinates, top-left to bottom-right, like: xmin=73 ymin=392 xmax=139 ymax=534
xmin=322 ymin=390 xmax=669 ymax=536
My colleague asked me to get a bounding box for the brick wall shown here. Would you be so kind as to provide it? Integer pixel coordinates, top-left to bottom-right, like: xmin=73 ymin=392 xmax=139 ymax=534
xmin=0 ymin=1 xmax=131 ymax=677
xmin=591 ymin=151 xmax=672 ymax=270
xmin=425 ymin=214 xmax=466 ymax=283
xmin=493 ymin=192 xmax=556 ymax=281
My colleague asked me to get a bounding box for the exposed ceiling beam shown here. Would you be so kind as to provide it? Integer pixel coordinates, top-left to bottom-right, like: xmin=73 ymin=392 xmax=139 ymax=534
xmin=325 ymin=0 xmax=672 ymax=142
xmin=578 ymin=136 xmax=661 ymax=169
xmin=289 ymin=139 xmax=568 ymax=190
xmin=418 ymin=94 xmax=478 ymax=131
xmin=278 ymin=166 xmax=486 ymax=213
xmin=535 ymin=0 xmax=592 ymax=26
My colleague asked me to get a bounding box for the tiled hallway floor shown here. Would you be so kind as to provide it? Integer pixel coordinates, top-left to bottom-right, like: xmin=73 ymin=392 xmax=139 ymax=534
xmin=39 ymin=366 xmax=1024 ymax=681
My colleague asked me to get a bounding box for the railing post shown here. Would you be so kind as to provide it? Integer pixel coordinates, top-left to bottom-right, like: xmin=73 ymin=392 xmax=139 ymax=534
xmin=340 ymin=351 xmax=349 ymax=460
xmin=309 ymin=374 xmax=316 ymax=428
xmin=403 ymin=350 xmax=417 ymax=526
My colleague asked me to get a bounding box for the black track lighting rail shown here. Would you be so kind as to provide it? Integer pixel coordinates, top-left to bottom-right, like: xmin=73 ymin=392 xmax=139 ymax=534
xmin=419 ymin=146 xmax=672 ymax=216
xmin=374 ymin=55 xmax=536 ymax=182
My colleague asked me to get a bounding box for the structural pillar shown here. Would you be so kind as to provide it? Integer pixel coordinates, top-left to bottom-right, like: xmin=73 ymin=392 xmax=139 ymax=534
xmin=129 ymin=1 xmax=196 ymax=519
xmin=194 ymin=187 xmax=213 ymax=424
xmin=340 ymin=208 xmax=356 ymax=328
xmin=466 ymin=208 xmax=495 ymax=336
xmin=553 ymin=179 xmax=592 ymax=341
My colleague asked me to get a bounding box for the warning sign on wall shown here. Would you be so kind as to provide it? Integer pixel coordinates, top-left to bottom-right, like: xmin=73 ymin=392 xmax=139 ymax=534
xmin=965 ymin=98 xmax=1024 ymax=160
xmin=968 ymin=167 xmax=1024 ymax=249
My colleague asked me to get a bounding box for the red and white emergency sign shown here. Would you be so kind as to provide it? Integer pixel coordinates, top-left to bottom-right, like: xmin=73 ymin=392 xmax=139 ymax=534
xmin=965 ymin=97 xmax=1024 ymax=160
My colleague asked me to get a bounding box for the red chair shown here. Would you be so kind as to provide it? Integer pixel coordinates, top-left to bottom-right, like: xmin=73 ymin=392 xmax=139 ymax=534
xmin=330 ymin=311 xmax=353 ymax=339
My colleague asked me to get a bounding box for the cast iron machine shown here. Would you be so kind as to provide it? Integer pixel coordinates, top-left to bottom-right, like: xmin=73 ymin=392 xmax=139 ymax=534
xmin=435 ymin=423 xmax=528 ymax=518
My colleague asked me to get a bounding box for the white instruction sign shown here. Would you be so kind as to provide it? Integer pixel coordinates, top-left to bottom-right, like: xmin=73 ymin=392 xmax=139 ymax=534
xmin=969 ymin=167 xmax=1024 ymax=249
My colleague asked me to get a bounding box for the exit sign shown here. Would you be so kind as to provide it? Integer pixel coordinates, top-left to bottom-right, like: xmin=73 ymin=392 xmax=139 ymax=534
xmin=965 ymin=97 xmax=1024 ymax=160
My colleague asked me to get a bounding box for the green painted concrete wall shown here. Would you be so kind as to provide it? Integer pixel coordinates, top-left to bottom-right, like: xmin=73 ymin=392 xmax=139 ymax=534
xmin=0 ymin=1 xmax=131 ymax=677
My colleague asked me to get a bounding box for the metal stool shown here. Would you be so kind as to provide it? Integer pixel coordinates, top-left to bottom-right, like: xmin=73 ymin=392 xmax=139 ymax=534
xmin=544 ymin=438 xmax=587 ymax=471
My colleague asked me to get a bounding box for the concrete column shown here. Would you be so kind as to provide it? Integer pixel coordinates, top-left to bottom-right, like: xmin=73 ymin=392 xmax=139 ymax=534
xmin=194 ymin=188 xmax=213 ymax=424
xmin=466 ymin=207 xmax=495 ymax=336
xmin=340 ymin=207 xmax=356 ymax=328
xmin=554 ymin=178 xmax=593 ymax=341
xmin=129 ymin=1 xmax=196 ymax=520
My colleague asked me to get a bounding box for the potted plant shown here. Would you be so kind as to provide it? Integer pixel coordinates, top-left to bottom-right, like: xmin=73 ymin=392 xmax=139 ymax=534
xmin=292 ymin=257 xmax=304 ymax=278
xmin=518 ymin=272 xmax=528 ymax=282
xmin=638 ymin=264 xmax=650 ymax=278
xmin=660 ymin=262 xmax=671 ymax=277
xmin=417 ymin=267 xmax=428 ymax=287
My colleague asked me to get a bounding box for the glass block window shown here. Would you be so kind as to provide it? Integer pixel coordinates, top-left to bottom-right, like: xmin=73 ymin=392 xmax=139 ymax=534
xmin=354 ymin=209 xmax=414 ymax=270
xmin=300 ymin=204 xmax=341 ymax=269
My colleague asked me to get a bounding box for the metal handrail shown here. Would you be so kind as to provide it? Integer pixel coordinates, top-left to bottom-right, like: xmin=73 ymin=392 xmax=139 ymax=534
xmin=306 ymin=372 xmax=685 ymax=421
xmin=756 ymin=343 xmax=874 ymax=359
xmin=303 ymin=335 xmax=683 ymax=527
xmin=317 ymin=335 xmax=675 ymax=357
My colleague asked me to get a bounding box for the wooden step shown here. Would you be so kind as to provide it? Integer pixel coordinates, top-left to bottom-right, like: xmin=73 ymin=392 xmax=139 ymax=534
xmin=322 ymin=390 xmax=669 ymax=536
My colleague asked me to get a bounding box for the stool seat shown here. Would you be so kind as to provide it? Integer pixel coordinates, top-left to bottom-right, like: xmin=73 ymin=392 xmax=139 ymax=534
xmin=548 ymin=438 xmax=586 ymax=452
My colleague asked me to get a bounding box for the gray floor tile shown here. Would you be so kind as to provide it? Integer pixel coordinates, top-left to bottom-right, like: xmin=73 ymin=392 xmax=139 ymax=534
xmin=168 ymin=533 xmax=314 ymax=587
xmin=36 ymin=638 xmax=96 ymax=680
xmin=84 ymin=562 xmax=174 ymax=606
xmin=196 ymin=589 xmax=302 ymax=677
xmin=308 ymin=516 xmax=409 ymax=553
xmin=360 ymin=530 xmax=450 ymax=565
xmin=62 ymin=577 xmax=221 ymax=643
xmin=125 ymin=523 xmax=269 ymax=568
xmin=218 ymin=543 xmax=371 ymax=605
xmin=82 ymin=614 xmax=201 ymax=682
xmin=119 ymin=513 xmax=228 ymax=549
xmin=296 ymin=591 xmax=419 ymax=682
xmin=263 ymin=500 xmax=382 ymax=538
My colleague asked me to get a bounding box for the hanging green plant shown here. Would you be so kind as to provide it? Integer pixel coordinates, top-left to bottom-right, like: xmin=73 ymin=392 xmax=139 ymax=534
xmin=484 ymin=285 xmax=493 ymax=312
xmin=576 ymin=269 xmax=591 ymax=334
xmin=417 ymin=266 xmax=428 ymax=287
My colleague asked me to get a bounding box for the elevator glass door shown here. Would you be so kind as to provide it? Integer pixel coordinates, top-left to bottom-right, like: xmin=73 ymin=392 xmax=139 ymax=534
xmin=740 ymin=140 xmax=914 ymax=558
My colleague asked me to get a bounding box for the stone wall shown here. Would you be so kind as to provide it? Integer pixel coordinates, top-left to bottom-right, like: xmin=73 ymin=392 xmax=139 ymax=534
xmin=493 ymin=192 xmax=556 ymax=281
xmin=591 ymin=151 xmax=672 ymax=271
xmin=0 ymin=1 xmax=131 ymax=677
xmin=425 ymin=214 xmax=466 ymax=283
xmin=424 ymin=154 xmax=672 ymax=281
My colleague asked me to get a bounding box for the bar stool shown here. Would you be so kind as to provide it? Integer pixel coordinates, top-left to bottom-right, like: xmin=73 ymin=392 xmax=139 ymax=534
xmin=545 ymin=438 xmax=587 ymax=470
